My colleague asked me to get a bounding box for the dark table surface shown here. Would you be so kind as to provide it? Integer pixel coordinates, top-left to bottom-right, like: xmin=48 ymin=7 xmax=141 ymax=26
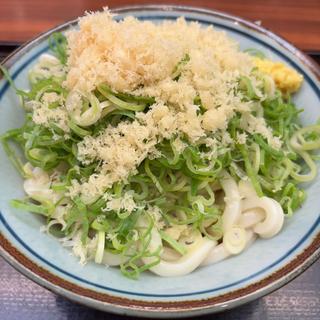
xmin=0 ymin=1 xmax=320 ymax=318
xmin=0 ymin=0 xmax=320 ymax=52
xmin=0 ymin=257 xmax=319 ymax=320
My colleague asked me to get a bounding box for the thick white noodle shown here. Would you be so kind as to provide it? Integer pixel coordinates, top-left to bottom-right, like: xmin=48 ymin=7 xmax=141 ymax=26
xmin=238 ymin=180 xmax=265 ymax=232
xmin=84 ymin=178 xmax=283 ymax=273
xmin=200 ymin=243 xmax=230 ymax=266
xmin=223 ymin=226 xmax=247 ymax=254
xmin=238 ymin=209 xmax=265 ymax=229
xmin=221 ymin=173 xmax=242 ymax=232
xmin=238 ymin=180 xmax=257 ymax=198
xmin=242 ymin=196 xmax=284 ymax=238
xmin=161 ymin=247 xmax=181 ymax=262
xmin=201 ymin=229 xmax=255 ymax=266
xmin=142 ymin=228 xmax=216 ymax=277
xmin=24 ymin=167 xmax=60 ymax=203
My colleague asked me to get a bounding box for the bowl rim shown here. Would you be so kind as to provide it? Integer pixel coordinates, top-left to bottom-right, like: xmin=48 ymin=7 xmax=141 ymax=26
xmin=0 ymin=4 xmax=319 ymax=318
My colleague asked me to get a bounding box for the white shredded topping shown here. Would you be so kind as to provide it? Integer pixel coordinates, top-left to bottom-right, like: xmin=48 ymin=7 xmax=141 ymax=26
xmin=102 ymin=192 xmax=139 ymax=214
xmin=57 ymin=9 xmax=282 ymax=198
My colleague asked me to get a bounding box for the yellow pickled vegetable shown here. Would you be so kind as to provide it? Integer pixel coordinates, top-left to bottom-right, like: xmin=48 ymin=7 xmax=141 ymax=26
xmin=254 ymin=57 xmax=303 ymax=93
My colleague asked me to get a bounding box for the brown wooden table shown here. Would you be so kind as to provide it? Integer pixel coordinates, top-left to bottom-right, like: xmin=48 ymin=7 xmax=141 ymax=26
xmin=0 ymin=0 xmax=320 ymax=53
xmin=0 ymin=1 xmax=319 ymax=319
